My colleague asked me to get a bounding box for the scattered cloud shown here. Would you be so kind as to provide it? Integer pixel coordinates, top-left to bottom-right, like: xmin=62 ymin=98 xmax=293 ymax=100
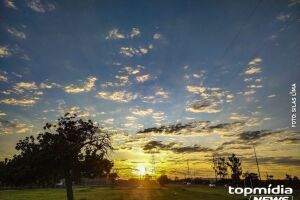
xmin=103 ymin=118 xmax=114 ymax=125
xmin=155 ymin=88 xmax=169 ymax=98
xmin=0 ymin=112 xmax=7 ymax=116
xmin=122 ymin=66 xmax=140 ymax=75
xmin=186 ymin=99 xmax=221 ymax=113
xmin=0 ymin=46 xmax=11 ymax=58
xmin=129 ymin=28 xmax=141 ymax=38
xmin=276 ymin=13 xmax=291 ymax=22
xmin=268 ymin=94 xmax=276 ymax=98
xmin=64 ymin=76 xmax=97 ymax=94
xmin=0 ymin=74 xmax=8 ymax=82
xmin=0 ymin=98 xmax=37 ymax=106
xmin=132 ymin=108 xmax=153 ymax=117
xmin=153 ymin=33 xmax=161 ymax=40
xmin=106 ymin=28 xmax=125 ymax=40
xmin=26 ymin=0 xmax=56 ymax=13
xmin=244 ymin=67 xmax=262 ymax=75
xmin=136 ymin=74 xmax=151 ymax=83
xmin=4 ymin=0 xmax=17 ymax=9
xmin=7 ymin=27 xmax=26 ymax=39
xmin=229 ymin=113 xmax=249 ymax=121
xmin=15 ymin=82 xmax=38 ymax=90
xmin=120 ymin=47 xmax=149 ymax=57
xmin=186 ymin=85 xmax=206 ymax=94
xmin=0 ymin=119 xmax=34 ymax=134
xmin=96 ymin=91 xmax=138 ymax=103
xmin=143 ymin=140 xmax=212 ymax=154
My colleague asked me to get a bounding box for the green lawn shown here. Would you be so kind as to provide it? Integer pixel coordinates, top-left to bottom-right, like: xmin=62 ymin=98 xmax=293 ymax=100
xmin=0 ymin=186 xmax=247 ymax=200
xmin=0 ymin=185 xmax=299 ymax=200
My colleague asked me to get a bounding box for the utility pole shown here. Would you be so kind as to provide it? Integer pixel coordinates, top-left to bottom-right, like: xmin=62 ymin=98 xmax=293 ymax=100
xmin=253 ymin=145 xmax=261 ymax=181
xmin=187 ymin=159 xmax=190 ymax=179
xmin=151 ymin=153 xmax=156 ymax=177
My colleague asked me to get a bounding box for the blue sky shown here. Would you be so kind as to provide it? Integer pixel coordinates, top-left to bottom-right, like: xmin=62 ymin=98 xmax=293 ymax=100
xmin=0 ymin=0 xmax=300 ymax=178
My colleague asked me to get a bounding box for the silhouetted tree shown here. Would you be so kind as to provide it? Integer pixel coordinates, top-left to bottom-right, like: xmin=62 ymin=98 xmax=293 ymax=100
xmin=227 ymin=154 xmax=242 ymax=184
xmin=212 ymin=155 xmax=228 ymax=181
xmin=243 ymin=172 xmax=259 ymax=187
xmin=0 ymin=113 xmax=113 ymax=200
xmin=109 ymin=172 xmax=119 ymax=185
xmin=157 ymin=175 xmax=170 ymax=186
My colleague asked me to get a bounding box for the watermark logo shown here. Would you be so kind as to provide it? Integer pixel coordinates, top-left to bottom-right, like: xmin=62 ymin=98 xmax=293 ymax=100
xmin=229 ymin=185 xmax=293 ymax=200
xmin=249 ymin=195 xmax=293 ymax=200
xmin=291 ymin=83 xmax=296 ymax=128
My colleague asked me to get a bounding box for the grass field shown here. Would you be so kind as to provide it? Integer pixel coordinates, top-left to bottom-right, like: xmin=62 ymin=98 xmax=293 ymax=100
xmin=0 ymin=185 xmax=299 ymax=200
xmin=0 ymin=185 xmax=244 ymax=200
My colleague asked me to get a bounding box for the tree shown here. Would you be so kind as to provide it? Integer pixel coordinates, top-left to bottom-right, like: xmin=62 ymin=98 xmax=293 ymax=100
xmin=227 ymin=154 xmax=242 ymax=184
xmin=3 ymin=113 xmax=113 ymax=200
xmin=243 ymin=172 xmax=259 ymax=187
xmin=157 ymin=175 xmax=170 ymax=186
xmin=109 ymin=172 xmax=119 ymax=185
xmin=212 ymin=155 xmax=228 ymax=181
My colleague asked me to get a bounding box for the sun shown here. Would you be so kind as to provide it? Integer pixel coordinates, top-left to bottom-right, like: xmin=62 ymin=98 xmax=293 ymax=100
xmin=136 ymin=165 xmax=146 ymax=176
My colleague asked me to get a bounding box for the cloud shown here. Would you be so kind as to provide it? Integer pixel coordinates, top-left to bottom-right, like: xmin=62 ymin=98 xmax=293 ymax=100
xmin=138 ymin=121 xmax=209 ymax=135
xmin=244 ymin=57 xmax=262 ymax=74
xmin=153 ymin=33 xmax=161 ymax=40
xmin=0 ymin=119 xmax=34 ymax=134
xmin=243 ymin=89 xmax=256 ymax=96
xmin=106 ymin=28 xmax=125 ymax=40
xmin=186 ymin=99 xmax=221 ymax=113
xmin=229 ymin=113 xmax=249 ymax=121
xmin=26 ymin=0 xmax=56 ymax=13
xmin=186 ymin=85 xmax=206 ymax=94
xmin=276 ymin=13 xmax=291 ymax=22
xmin=129 ymin=28 xmax=141 ymax=38
xmin=143 ymin=141 xmax=175 ymax=152
xmin=120 ymin=47 xmax=149 ymax=57
xmin=0 ymin=98 xmax=37 ymax=106
xmin=0 ymin=46 xmax=11 ymax=58
xmin=0 ymin=74 xmax=8 ymax=82
xmin=172 ymin=145 xmax=212 ymax=153
xmin=0 ymin=112 xmax=7 ymax=116
xmin=132 ymin=108 xmax=153 ymax=116
xmin=7 ymin=28 xmax=26 ymax=39
xmin=276 ymin=137 xmax=300 ymax=144
xmin=63 ymin=106 xmax=94 ymax=118
xmin=268 ymin=94 xmax=276 ymax=98
xmin=244 ymin=67 xmax=262 ymax=75
xmin=244 ymin=156 xmax=300 ymax=167
xmin=122 ymin=66 xmax=140 ymax=75
xmin=136 ymin=74 xmax=151 ymax=83
xmin=208 ymin=121 xmax=245 ymax=133
xmin=64 ymin=76 xmax=97 ymax=94
xmin=115 ymin=75 xmax=130 ymax=85
xmin=15 ymin=82 xmax=38 ymax=90
xmin=248 ymin=57 xmax=262 ymax=65
xmin=96 ymin=91 xmax=138 ymax=103
xmin=247 ymin=84 xmax=263 ymax=89
xmin=143 ymin=140 xmax=212 ymax=154
xmin=152 ymin=112 xmax=166 ymax=122
xmin=103 ymin=118 xmax=114 ymax=125
xmin=4 ymin=0 xmax=17 ymax=9
xmin=155 ymin=88 xmax=169 ymax=98
xmin=238 ymin=130 xmax=275 ymax=141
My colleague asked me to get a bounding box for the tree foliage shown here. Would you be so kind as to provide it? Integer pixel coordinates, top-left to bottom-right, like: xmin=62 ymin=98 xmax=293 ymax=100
xmin=212 ymin=155 xmax=228 ymax=180
xmin=226 ymin=153 xmax=242 ymax=183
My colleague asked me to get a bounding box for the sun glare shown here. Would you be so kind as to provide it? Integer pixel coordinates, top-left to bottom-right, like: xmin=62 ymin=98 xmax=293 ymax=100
xmin=136 ymin=165 xmax=146 ymax=176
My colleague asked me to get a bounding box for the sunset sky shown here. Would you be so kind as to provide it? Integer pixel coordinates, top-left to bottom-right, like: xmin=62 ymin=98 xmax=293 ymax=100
xmin=0 ymin=0 xmax=300 ymax=179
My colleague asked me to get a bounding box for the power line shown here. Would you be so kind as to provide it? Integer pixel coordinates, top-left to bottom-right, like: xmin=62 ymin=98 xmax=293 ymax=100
xmin=220 ymin=0 xmax=263 ymax=61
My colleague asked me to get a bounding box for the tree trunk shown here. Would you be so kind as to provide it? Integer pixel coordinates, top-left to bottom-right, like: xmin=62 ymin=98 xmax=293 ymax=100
xmin=65 ymin=169 xmax=74 ymax=200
